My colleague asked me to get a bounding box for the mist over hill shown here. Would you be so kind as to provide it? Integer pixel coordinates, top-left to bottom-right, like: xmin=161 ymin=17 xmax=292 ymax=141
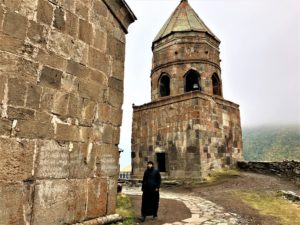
xmin=242 ymin=125 xmax=300 ymax=161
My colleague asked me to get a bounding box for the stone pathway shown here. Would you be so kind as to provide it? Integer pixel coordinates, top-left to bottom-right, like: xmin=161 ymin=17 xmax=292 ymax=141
xmin=123 ymin=187 xmax=243 ymax=225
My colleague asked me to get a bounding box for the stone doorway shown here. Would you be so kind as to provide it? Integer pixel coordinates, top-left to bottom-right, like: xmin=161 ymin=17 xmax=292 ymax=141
xmin=156 ymin=153 xmax=167 ymax=172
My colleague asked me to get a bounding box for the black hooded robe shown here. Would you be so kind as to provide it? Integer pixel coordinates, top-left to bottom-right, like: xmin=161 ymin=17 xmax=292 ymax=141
xmin=141 ymin=168 xmax=161 ymax=217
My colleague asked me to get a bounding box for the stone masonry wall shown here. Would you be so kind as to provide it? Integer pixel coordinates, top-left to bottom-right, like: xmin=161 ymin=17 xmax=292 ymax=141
xmin=238 ymin=161 xmax=300 ymax=181
xmin=132 ymin=92 xmax=243 ymax=179
xmin=0 ymin=0 xmax=135 ymax=224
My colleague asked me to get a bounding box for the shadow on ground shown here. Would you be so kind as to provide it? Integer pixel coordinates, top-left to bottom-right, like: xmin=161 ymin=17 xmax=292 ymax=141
xmin=130 ymin=196 xmax=191 ymax=224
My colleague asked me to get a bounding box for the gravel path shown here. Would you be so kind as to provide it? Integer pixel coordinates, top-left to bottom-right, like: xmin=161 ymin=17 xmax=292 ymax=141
xmin=123 ymin=187 xmax=243 ymax=225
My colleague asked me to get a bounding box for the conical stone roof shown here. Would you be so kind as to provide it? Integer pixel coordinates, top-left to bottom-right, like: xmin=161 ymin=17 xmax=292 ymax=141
xmin=153 ymin=0 xmax=219 ymax=43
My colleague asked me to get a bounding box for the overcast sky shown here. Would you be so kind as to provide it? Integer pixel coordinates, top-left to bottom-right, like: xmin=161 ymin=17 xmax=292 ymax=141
xmin=119 ymin=0 xmax=300 ymax=167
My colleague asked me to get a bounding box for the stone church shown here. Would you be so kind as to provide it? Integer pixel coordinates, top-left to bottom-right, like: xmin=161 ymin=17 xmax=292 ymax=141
xmin=132 ymin=0 xmax=243 ymax=179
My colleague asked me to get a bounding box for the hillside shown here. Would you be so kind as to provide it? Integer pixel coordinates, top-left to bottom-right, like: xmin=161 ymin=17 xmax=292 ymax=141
xmin=242 ymin=125 xmax=300 ymax=161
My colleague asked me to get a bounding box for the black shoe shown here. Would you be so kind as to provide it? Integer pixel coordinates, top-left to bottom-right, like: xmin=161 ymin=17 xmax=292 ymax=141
xmin=140 ymin=216 xmax=146 ymax=222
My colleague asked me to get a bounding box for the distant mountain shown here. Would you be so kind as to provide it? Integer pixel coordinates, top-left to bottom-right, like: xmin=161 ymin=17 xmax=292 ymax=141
xmin=242 ymin=125 xmax=300 ymax=161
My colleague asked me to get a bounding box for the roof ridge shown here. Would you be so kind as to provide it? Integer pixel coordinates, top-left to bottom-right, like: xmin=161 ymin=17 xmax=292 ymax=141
xmin=153 ymin=0 xmax=219 ymax=43
xmin=184 ymin=1 xmax=192 ymax=31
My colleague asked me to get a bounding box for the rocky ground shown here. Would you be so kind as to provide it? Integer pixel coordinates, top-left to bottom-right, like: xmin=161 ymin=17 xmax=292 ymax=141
xmin=123 ymin=172 xmax=300 ymax=225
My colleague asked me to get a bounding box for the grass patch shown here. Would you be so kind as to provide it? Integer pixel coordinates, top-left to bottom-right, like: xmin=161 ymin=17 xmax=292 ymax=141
xmin=292 ymin=179 xmax=300 ymax=188
xmin=112 ymin=193 xmax=135 ymax=225
xmin=205 ymin=168 xmax=240 ymax=183
xmin=234 ymin=191 xmax=300 ymax=225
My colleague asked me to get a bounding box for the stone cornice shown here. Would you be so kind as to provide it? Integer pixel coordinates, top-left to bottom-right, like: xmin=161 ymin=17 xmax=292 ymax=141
xmin=133 ymin=92 xmax=239 ymax=111
xmin=151 ymin=59 xmax=221 ymax=75
xmin=102 ymin=0 xmax=137 ymax=34
xmin=153 ymin=31 xmax=220 ymax=50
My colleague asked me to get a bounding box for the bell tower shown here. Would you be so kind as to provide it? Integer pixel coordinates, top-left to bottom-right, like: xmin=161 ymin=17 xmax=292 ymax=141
xmin=151 ymin=0 xmax=222 ymax=101
xmin=131 ymin=0 xmax=242 ymax=179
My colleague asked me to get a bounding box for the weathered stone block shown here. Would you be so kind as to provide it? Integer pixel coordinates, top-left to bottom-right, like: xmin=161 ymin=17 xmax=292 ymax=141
xmin=32 ymin=179 xmax=87 ymax=225
xmin=66 ymin=60 xmax=89 ymax=78
xmin=86 ymin=178 xmax=108 ymax=219
xmin=7 ymin=106 xmax=35 ymax=120
xmin=0 ymin=182 xmax=34 ymax=225
xmin=26 ymin=84 xmax=42 ymax=109
xmin=2 ymin=0 xmax=22 ymax=11
xmin=34 ymin=140 xmax=69 ymax=178
xmin=95 ymin=144 xmax=119 ymax=177
xmin=0 ymin=5 xmax=4 ymax=29
xmin=8 ymin=78 xmax=26 ymax=106
xmin=18 ymin=0 xmax=39 ymax=21
xmin=92 ymin=0 xmax=107 ymax=18
xmin=37 ymin=0 xmax=54 ymax=25
xmin=35 ymin=111 xmax=52 ymax=123
xmin=55 ymin=124 xmax=79 ymax=141
xmin=16 ymin=120 xmax=54 ymax=139
xmin=94 ymin=29 xmax=107 ymax=52
xmin=0 ymin=33 xmax=22 ymax=55
xmin=79 ymin=126 xmax=93 ymax=142
xmin=88 ymin=47 xmax=110 ymax=74
xmin=0 ymin=75 xmax=7 ymax=102
xmin=53 ymin=6 xmax=65 ymax=30
xmin=3 ymin=11 xmax=27 ymax=40
xmin=112 ymin=127 xmax=121 ymax=145
xmin=40 ymin=87 xmax=55 ymax=111
xmin=68 ymin=179 xmax=87 ymax=223
xmin=112 ymin=59 xmax=124 ymax=81
xmin=37 ymin=49 xmax=67 ymax=70
xmin=0 ymin=53 xmax=39 ymax=81
xmin=27 ymin=20 xmax=46 ymax=44
xmin=102 ymin=125 xmax=113 ymax=144
xmin=110 ymin=108 xmax=122 ymax=126
xmin=69 ymin=143 xmax=95 ymax=178
xmin=107 ymin=177 xmax=118 ymax=214
xmin=107 ymin=35 xmax=125 ymax=61
xmin=107 ymin=88 xmax=123 ymax=108
xmin=78 ymin=80 xmax=104 ymax=101
xmin=97 ymin=102 xmax=111 ymax=123
xmin=65 ymin=11 xmax=78 ymax=37
xmin=79 ymin=98 xmax=97 ymax=126
xmin=51 ymin=91 xmax=69 ymax=115
xmin=0 ymin=118 xmax=12 ymax=136
xmin=108 ymin=77 xmax=123 ymax=92
xmin=75 ymin=1 xmax=89 ymax=20
xmin=39 ymin=66 xmax=63 ymax=89
xmin=79 ymin=19 xmax=93 ymax=44
xmin=61 ymin=73 xmax=78 ymax=93
xmin=67 ymin=93 xmax=80 ymax=118
xmin=0 ymin=137 xmax=34 ymax=181
xmin=60 ymin=0 xmax=75 ymax=12
xmin=90 ymin=69 xmax=107 ymax=85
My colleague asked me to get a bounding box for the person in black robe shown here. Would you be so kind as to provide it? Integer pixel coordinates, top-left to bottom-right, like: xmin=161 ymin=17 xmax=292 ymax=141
xmin=140 ymin=161 xmax=161 ymax=222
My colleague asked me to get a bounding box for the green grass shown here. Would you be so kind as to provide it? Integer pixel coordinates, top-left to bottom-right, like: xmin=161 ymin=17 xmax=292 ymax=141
xmin=292 ymin=179 xmax=300 ymax=188
xmin=234 ymin=191 xmax=300 ymax=225
xmin=205 ymin=168 xmax=240 ymax=183
xmin=113 ymin=193 xmax=135 ymax=225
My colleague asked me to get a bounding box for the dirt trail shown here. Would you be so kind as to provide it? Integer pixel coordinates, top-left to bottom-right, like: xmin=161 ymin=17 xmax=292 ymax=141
xmin=128 ymin=172 xmax=299 ymax=225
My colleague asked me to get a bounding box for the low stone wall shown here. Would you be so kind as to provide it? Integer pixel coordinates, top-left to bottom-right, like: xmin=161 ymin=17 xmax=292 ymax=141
xmin=237 ymin=161 xmax=300 ymax=180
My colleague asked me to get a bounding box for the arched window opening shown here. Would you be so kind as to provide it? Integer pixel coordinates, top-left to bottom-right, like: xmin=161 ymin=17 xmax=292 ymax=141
xmin=185 ymin=70 xmax=201 ymax=92
xmin=159 ymin=75 xmax=170 ymax=97
xmin=212 ymin=73 xmax=221 ymax=96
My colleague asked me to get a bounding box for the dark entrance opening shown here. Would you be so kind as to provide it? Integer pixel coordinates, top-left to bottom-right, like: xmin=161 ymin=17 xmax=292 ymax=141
xmin=185 ymin=70 xmax=201 ymax=92
xmin=156 ymin=153 xmax=166 ymax=172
